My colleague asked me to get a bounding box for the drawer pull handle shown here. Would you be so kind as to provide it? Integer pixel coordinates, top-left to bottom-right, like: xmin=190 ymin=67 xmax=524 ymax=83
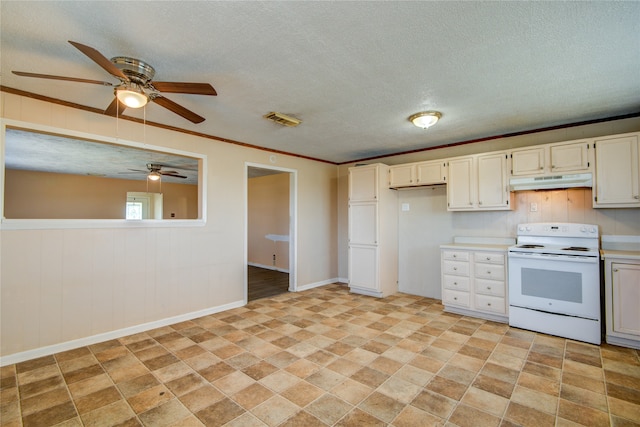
xmin=453 ymin=267 xmax=457 ymax=271
xmin=453 ymin=254 xmax=457 ymax=258
xmin=486 ymin=257 xmax=491 ymax=260
xmin=487 ymin=286 xmax=491 ymax=290
xmin=487 ymin=303 xmax=492 ymax=306
xmin=453 ymin=297 xmax=458 ymax=301
xmin=487 ymin=271 xmax=491 ymax=274
xmin=454 ymin=282 xmax=458 ymax=286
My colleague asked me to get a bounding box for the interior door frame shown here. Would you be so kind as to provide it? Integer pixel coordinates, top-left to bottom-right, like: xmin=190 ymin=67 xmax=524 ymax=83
xmin=244 ymin=162 xmax=297 ymax=302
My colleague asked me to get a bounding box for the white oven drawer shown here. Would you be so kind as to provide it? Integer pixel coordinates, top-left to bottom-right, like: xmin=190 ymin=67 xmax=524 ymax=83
xmin=475 ymin=278 xmax=505 ymax=297
xmin=442 ymin=250 xmax=470 ymax=262
xmin=443 ymin=275 xmax=470 ymax=292
xmin=443 ymin=289 xmax=470 ymax=308
xmin=443 ymin=260 xmax=470 ymax=277
xmin=474 ymin=252 xmax=505 ymax=265
xmin=475 ymin=294 xmax=506 ymax=314
xmin=474 ymin=264 xmax=505 ymax=281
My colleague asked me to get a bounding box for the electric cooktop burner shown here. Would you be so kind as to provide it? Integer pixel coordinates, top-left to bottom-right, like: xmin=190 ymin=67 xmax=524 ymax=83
xmin=516 ymin=244 xmax=544 ymax=248
xmin=562 ymin=246 xmax=590 ymax=251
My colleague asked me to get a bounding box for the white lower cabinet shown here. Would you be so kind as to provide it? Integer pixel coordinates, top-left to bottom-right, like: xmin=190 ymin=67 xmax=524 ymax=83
xmin=604 ymin=255 xmax=640 ymax=349
xmin=441 ymin=247 xmax=508 ymax=322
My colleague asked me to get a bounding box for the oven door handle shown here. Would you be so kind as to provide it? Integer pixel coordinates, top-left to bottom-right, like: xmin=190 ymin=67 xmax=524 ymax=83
xmin=508 ymin=252 xmax=598 ymax=263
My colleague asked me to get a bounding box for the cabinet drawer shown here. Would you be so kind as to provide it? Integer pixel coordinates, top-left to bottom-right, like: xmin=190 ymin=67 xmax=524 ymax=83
xmin=474 ymin=263 xmax=505 ymax=281
xmin=475 ymin=278 xmax=505 ymax=297
xmin=443 ymin=289 xmax=470 ymax=308
xmin=443 ymin=260 xmax=470 ymax=277
xmin=474 ymin=252 xmax=504 ymax=265
xmin=442 ymin=250 xmax=469 ymax=261
xmin=474 ymin=294 xmax=506 ymax=314
xmin=443 ymin=275 xmax=470 ymax=292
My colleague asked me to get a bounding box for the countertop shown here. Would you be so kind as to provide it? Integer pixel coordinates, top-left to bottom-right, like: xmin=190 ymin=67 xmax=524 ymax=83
xmin=440 ymin=236 xmax=515 ymax=252
xmin=600 ymin=235 xmax=640 ymax=261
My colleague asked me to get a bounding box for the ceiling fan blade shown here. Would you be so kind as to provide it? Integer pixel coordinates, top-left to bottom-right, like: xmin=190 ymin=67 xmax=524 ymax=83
xmin=152 ymin=82 xmax=217 ymax=96
xmin=68 ymin=40 xmax=128 ymax=80
xmin=12 ymin=71 xmax=114 ymax=86
xmin=161 ymin=172 xmax=188 ymax=179
xmin=119 ymin=169 xmax=148 ymax=173
xmin=104 ymin=97 xmax=127 ymax=117
xmin=152 ymin=96 xmax=205 ymax=124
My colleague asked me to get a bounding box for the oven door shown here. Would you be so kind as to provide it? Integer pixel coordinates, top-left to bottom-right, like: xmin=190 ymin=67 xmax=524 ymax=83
xmin=508 ymin=252 xmax=600 ymax=319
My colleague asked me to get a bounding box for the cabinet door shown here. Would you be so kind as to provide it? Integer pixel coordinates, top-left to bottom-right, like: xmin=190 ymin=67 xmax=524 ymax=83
xmin=477 ymin=153 xmax=509 ymax=208
xmin=550 ymin=142 xmax=590 ymax=173
xmin=388 ymin=164 xmax=415 ymax=188
xmin=349 ymin=165 xmax=378 ymax=201
xmin=348 ymin=203 xmax=377 ymax=245
xmin=594 ymin=135 xmax=640 ymax=207
xmin=348 ymin=245 xmax=378 ymax=291
xmin=612 ymin=263 xmax=640 ymax=336
xmin=511 ymin=147 xmax=545 ymax=176
xmin=447 ymin=157 xmax=475 ymax=210
xmin=416 ymin=161 xmax=446 ymax=185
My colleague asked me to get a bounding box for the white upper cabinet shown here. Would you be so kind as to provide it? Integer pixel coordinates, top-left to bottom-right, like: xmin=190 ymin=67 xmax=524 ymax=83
xmin=447 ymin=157 xmax=475 ymax=210
xmin=388 ymin=160 xmax=447 ymax=188
xmin=447 ymin=153 xmax=511 ymax=211
xmin=349 ymin=164 xmax=379 ymax=201
xmin=388 ymin=163 xmax=415 ymax=188
xmin=477 ymin=153 xmax=510 ymax=209
xmin=550 ymin=141 xmax=590 ymax=173
xmin=511 ymin=147 xmax=545 ymax=176
xmin=417 ymin=161 xmax=447 ymax=185
xmin=594 ymin=133 xmax=640 ymax=208
xmin=510 ymin=140 xmax=592 ymax=176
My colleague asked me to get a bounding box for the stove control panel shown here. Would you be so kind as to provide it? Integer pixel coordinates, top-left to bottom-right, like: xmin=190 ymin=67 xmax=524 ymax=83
xmin=516 ymin=223 xmax=599 ymax=237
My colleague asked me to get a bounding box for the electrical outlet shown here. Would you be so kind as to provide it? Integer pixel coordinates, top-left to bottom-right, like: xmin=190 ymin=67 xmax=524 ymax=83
xmin=530 ymin=202 xmax=538 ymax=212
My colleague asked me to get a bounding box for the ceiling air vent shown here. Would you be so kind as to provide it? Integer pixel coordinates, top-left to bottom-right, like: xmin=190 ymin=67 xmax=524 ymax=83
xmin=264 ymin=112 xmax=302 ymax=127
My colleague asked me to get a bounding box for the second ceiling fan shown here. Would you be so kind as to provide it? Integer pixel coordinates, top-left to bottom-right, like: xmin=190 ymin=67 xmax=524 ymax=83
xmin=13 ymin=40 xmax=216 ymax=123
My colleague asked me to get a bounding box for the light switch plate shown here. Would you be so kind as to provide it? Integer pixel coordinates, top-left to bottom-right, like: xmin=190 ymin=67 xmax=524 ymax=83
xmin=401 ymin=203 xmax=410 ymax=212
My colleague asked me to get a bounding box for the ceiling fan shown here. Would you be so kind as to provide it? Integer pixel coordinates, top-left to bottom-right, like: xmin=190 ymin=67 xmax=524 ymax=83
xmin=12 ymin=40 xmax=216 ymax=123
xmin=121 ymin=163 xmax=188 ymax=181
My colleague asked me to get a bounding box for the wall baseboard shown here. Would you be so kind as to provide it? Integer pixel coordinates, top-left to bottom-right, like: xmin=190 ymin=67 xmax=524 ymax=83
xmin=295 ymin=278 xmax=343 ymax=292
xmin=0 ymin=300 xmax=244 ymax=367
xmin=248 ymin=262 xmax=290 ymax=273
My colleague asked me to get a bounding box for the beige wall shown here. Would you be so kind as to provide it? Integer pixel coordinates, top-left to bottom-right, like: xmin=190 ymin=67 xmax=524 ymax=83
xmin=0 ymin=92 xmax=338 ymax=360
xmin=248 ymin=173 xmax=290 ymax=271
xmin=338 ymin=116 xmax=640 ymax=290
xmin=4 ymin=169 xmax=197 ymax=219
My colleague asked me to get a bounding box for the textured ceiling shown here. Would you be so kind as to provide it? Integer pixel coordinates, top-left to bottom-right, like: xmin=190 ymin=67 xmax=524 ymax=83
xmin=4 ymin=128 xmax=200 ymax=184
xmin=1 ymin=1 xmax=639 ymax=165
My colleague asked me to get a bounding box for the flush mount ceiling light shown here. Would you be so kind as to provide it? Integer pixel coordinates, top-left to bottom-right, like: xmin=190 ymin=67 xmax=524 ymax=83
xmin=116 ymin=83 xmax=148 ymax=108
xmin=409 ymin=111 xmax=442 ymax=129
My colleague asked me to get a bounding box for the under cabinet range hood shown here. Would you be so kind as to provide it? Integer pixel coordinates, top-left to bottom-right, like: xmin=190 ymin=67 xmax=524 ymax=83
xmin=509 ymin=173 xmax=593 ymax=191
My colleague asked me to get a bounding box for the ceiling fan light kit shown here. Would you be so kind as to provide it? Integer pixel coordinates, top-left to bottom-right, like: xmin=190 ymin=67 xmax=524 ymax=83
xmin=409 ymin=111 xmax=442 ymax=129
xmin=116 ymin=84 xmax=148 ymax=108
xmin=147 ymin=171 xmax=161 ymax=181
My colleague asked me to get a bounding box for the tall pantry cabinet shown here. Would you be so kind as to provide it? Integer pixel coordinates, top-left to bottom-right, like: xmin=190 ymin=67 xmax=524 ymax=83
xmin=348 ymin=163 xmax=398 ymax=297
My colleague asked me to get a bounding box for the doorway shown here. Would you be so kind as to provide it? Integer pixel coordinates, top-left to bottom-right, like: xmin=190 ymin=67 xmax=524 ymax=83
xmin=245 ymin=163 xmax=296 ymax=302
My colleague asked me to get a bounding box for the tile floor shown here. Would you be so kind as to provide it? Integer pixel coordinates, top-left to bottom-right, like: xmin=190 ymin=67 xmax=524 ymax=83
xmin=1 ymin=284 xmax=639 ymax=427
